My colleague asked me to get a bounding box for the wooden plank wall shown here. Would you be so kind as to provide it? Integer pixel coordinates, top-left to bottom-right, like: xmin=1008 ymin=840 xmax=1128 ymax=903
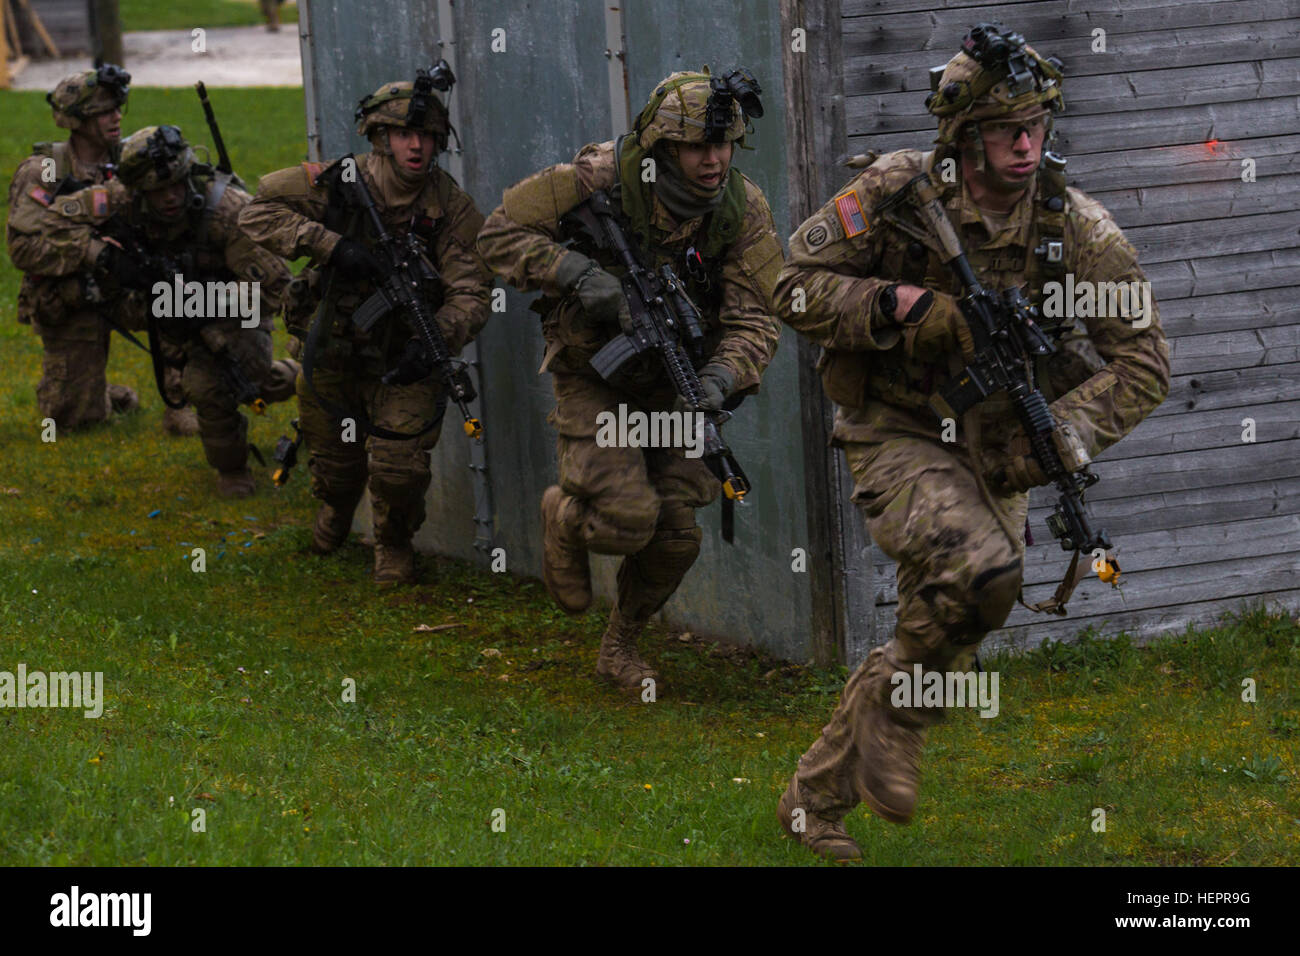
xmin=839 ymin=0 xmax=1300 ymax=650
xmin=20 ymin=1 xmax=91 ymax=56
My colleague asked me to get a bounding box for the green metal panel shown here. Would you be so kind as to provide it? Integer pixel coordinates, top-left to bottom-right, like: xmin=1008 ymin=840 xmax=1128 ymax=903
xmin=621 ymin=0 xmax=812 ymax=658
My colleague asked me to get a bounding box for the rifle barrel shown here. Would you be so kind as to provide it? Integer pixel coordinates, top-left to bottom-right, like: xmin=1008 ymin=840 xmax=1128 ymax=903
xmin=194 ymin=82 xmax=233 ymax=175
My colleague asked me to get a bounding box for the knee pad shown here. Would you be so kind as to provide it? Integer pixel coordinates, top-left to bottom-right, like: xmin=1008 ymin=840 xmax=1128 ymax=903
xmin=580 ymin=504 xmax=657 ymax=555
xmin=971 ymin=558 xmax=1023 ymax=635
xmin=367 ymin=459 xmax=429 ymax=507
xmin=637 ymin=529 xmax=701 ymax=586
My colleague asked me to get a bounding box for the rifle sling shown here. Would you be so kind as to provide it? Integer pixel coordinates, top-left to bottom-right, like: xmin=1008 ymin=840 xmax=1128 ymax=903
xmin=144 ymin=314 xmax=189 ymax=410
xmin=1019 ymin=548 xmax=1088 ymax=616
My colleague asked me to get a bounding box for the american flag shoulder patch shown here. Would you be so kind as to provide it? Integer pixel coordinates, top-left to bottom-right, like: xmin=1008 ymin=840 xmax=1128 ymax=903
xmin=28 ymin=186 xmax=53 ymax=207
xmin=833 ymin=188 xmax=869 ymax=238
xmin=91 ymin=186 xmax=109 ymax=217
xmin=302 ymin=161 xmax=326 ymax=184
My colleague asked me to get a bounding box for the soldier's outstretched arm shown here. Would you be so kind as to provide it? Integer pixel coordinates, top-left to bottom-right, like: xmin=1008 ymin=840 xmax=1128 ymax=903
xmin=237 ymin=164 xmax=337 ymax=265
xmin=431 ymin=183 xmax=492 ymax=354
xmin=710 ymin=180 xmax=785 ymax=394
xmin=1048 ymin=205 xmax=1171 ymax=459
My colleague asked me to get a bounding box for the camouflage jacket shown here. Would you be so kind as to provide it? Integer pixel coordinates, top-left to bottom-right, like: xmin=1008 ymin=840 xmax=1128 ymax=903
xmin=6 ymin=141 xmax=118 ymax=333
xmin=776 ymin=148 xmax=1170 ymax=464
xmin=475 ymin=139 xmax=783 ymax=394
xmin=237 ymin=152 xmax=492 ymax=373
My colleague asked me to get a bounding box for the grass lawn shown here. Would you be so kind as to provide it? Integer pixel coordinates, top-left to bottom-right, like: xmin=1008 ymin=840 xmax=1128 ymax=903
xmin=1 ymin=86 xmax=1297 ymax=866
xmin=121 ymin=0 xmax=299 ymax=32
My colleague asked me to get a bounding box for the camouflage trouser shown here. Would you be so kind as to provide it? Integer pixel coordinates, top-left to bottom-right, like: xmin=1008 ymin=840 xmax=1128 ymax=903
xmin=181 ymin=324 xmax=298 ymax=473
xmin=295 ymin=363 xmax=443 ymax=547
xmin=796 ymin=435 xmax=1028 ymax=815
xmin=549 ymin=371 xmax=718 ymax=621
xmin=35 ymin=310 xmax=114 ymax=430
xmin=159 ymin=341 xmax=187 ymax=407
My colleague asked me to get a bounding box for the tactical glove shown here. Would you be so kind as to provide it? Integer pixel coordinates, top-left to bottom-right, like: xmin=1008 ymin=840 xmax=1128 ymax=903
xmin=573 ymin=264 xmax=633 ymax=335
xmin=674 ymin=364 xmax=734 ymax=414
xmin=988 ymin=433 xmax=1051 ymax=494
xmin=96 ymin=243 xmax=154 ymax=292
xmin=329 ymin=237 xmax=384 ymax=282
xmin=384 ymin=337 xmax=434 ymax=386
xmin=901 ymin=289 xmax=976 ymax=363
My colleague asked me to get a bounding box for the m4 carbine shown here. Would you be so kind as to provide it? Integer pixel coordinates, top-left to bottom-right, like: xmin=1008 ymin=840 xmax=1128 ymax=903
xmin=95 ymin=216 xmax=267 ymax=414
xmin=907 ymin=174 xmax=1121 ymax=603
xmin=562 ymin=189 xmax=750 ymax=538
xmin=342 ymin=159 xmax=482 ymax=440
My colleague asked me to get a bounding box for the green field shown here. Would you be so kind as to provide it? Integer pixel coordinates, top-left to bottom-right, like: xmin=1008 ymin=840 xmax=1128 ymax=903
xmin=1 ymin=86 xmax=1297 ymax=865
xmin=121 ymin=0 xmax=298 ymax=32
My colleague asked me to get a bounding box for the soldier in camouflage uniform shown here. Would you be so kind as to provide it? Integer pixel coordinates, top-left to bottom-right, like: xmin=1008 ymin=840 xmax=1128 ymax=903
xmin=774 ymin=25 xmax=1170 ymax=860
xmin=238 ymin=73 xmax=493 ymax=584
xmin=106 ymin=125 xmax=299 ymax=497
xmin=477 ymin=70 xmax=784 ymax=690
xmin=3 ymin=66 xmax=159 ymax=431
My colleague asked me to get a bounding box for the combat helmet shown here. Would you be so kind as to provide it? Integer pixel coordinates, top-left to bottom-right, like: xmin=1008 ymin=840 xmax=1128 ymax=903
xmin=117 ymin=125 xmax=209 ymax=218
xmin=925 ymin=23 xmax=1064 ymax=160
xmin=632 ymin=67 xmax=763 ymax=150
xmin=47 ymin=64 xmax=131 ymax=131
xmin=355 ymin=61 xmax=455 ymax=152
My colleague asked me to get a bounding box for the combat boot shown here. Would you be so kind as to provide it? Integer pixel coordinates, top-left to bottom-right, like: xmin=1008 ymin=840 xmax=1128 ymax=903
xmin=857 ymin=700 xmax=928 ymax=825
xmin=374 ymin=544 xmax=416 ymax=586
xmin=540 ymin=486 xmax=591 ymax=614
xmin=595 ymin=609 xmax=658 ymax=690
xmin=162 ymin=406 xmax=200 ymax=436
xmin=108 ymin=384 xmax=139 ymax=414
xmin=311 ymin=503 xmax=354 ymax=554
xmin=217 ymin=469 xmax=255 ymax=498
xmin=777 ymin=775 xmax=861 ymax=863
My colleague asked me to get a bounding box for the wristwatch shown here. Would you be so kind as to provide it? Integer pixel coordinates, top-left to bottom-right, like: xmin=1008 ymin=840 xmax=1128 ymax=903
xmin=877 ymin=284 xmax=899 ymax=324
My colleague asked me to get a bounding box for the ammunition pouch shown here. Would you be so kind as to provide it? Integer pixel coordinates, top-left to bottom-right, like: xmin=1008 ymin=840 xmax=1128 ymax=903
xmin=816 ymin=347 xmax=869 ymax=409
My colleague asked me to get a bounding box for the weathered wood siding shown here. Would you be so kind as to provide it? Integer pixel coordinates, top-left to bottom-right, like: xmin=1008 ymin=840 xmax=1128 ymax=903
xmin=21 ymin=1 xmax=91 ymax=56
xmin=835 ymin=0 xmax=1300 ymax=651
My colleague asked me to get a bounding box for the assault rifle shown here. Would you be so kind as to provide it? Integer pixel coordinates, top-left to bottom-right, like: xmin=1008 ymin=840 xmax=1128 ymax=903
xmin=342 ymin=160 xmax=482 ymax=440
xmin=907 ymin=174 xmax=1121 ymax=607
xmin=561 ymin=189 xmax=750 ymax=541
xmin=95 ymin=216 xmax=267 ymax=414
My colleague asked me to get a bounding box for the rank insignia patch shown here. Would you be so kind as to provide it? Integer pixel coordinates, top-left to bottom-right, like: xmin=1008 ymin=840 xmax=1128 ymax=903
xmin=833 ymin=189 xmax=869 ymax=238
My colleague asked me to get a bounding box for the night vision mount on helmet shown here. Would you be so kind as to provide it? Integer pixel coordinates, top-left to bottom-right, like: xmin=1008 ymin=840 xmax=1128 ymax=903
xmin=925 ymin=22 xmax=1064 ymax=152
xmin=354 ymin=61 xmax=459 ymax=152
xmin=47 ymin=64 xmax=131 ymax=130
xmin=705 ymin=69 xmax=764 ymax=143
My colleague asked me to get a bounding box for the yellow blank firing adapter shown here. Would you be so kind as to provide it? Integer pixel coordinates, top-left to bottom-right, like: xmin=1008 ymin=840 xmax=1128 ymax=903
xmin=464 ymin=418 xmax=483 ymax=440
xmin=272 ymin=467 xmax=289 ymax=486
xmin=250 ymin=398 xmax=267 ymax=415
xmin=1097 ymin=556 xmax=1121 ymax=587
xmin=723 ymin=477 xmax=746 ymax=501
